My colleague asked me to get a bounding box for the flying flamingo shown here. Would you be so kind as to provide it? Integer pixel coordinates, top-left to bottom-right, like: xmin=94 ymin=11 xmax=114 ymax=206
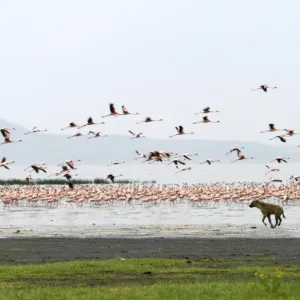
xmin=199 ymin=158 xmax=220 ymax=165
xmin=135 ymin=150 xmax=147 ymax=160
xmin=0 ymin=157 xmax=16 ymax=170
xmin=58 ymin=159 xmax=81 ymax=169
xmin=102 ymin=103 xmax=120 ymax=118
xmin=0 ymin=128 xmax=15 ymax=138
xmin=195 ymin=106 xmax=219 ymax=115
xmin=61 ymin=122 xmax=79 ymax=130
xmin=107 ymin=161 xmax=125 ymax=167
xmin=169 ymin=126 xmax=194 ymax=138
xmin=78 ymin=117 xmax=105 ymax=129
xmin=269 ymin=177 xmax=282 ymax=183
xmin=226 ymin=147 xmax=244 ymax=155
xmin=121 ymin=105 xmax=139 ymax=116
xmin=270 ymin=157 xmax=290 ymax=163
xmin=67 ymin=132 xmax=83 ymax=139
xmin=105 ymin=174 xmax=123 ymax=183
xmin=169 ymin=159 xmax=186 ymax=168
xmin=24 ymin=164 xmax=47 ymax=173
xmin=87 ymin=131 xmax=107 ymax=139
xmin=265 ymin=165 xmax=280 ymax=175
xmin=24 ymin=126 xmax=48 ymax=135
xmin=62 ymin=172 xmax=78 ymax=181
xmin=136 ymin=117 xmax=163 ymax=124
xmin=251 ymin=84 xmax=277 ymax=92
xmin=128 ymin=131 xmax=145 ymax=139
xmin=193 ymin=116 xmax=220 ymax=124
xmin=269 ymin=135 xmax=287 ymax=143
xmin=174 ymin=167 xmax=192 ymax=175
xmin=48 ymin=165 xmax=70 ymax=177
xmin=231 ymin=153 xmax=254 ymax=163
xmin=282 ymin=129 xmax=300 ymax=137
xmin=260 ymin=124 xmax=283 ymax=133
xmin=175 ymin=153 xmax=198 ymax=160
xmin=0 ymin=134 xmax=22 ymax=145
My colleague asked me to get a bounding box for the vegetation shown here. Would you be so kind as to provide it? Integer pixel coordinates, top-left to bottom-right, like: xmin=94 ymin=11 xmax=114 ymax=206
xmin=0 ymin=258 xmax=300 ymax=299
xmin=0 ymin=178 xmax=156 ymax=185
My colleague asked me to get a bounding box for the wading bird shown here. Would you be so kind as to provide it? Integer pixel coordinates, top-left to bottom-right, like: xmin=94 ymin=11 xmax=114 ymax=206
xmin=135 ymin=150 xmax=147 ymax=160
xmin=193 ymin=116 xmax=220 ymax=124
xmin=252 ymin=84 xmax=277 ymax=92
xmin=24 ymin=126 xmax=48 ymax=135
xmin=67 ymin=133 xmax=83 ymax=139
xmin=195 ymin=106 xmax=219 ymax=115
xmin=107 ymin=161 xmax=125 ymax=167
xmin=169 ymin=126 xmax=194 ymax=138
xmin=174 ymin=167 xmax=192 ymax=175
xmin=58 ymin=160 xmax=81 ymax=169
xmin=175 ymin=153 xmax=198 ymax=160
xmin=269 ymin=177 xmax=282 ymax=183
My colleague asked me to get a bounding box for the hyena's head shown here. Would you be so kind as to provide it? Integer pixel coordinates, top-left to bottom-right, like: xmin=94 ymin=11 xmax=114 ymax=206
xmin=249 ymin=200 xmax=259 ymax=208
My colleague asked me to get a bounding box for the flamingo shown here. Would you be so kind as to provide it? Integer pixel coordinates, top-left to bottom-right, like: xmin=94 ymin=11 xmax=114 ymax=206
xmin=251 ymin=84 xmax=277 ymax=92
xmin=0 ymin=134 xmax=22 ymax=145
xmin=231 ymin=153 xmax=254 ymax=163
xmin=24 ymin=126 xmax=48 ymax=135
xmin=61 ymin=122 xmax=79 ymax=130
xmin=282 ymin=129 xmax=300 ymax=137
xmin=102 ymin=103 xmax=120 ymax=118
xmin=48 ymin=165 xmax=69 ymax=177
xmin=128 ymin=131 xmax=145 ymax=139
xmin=107 ymin=161 xmax=125 ymax=167
xmin=269 ymin=135 xmax=287 ymax=143
xmin=226 ymin=147 xmax=244 ymax=155
xmin=265 ymin=165 xmax=280 ymax=175
xmin=193 ymin=116 xmax=220 ymax=124
xmin=135 ymin=150 xmax=147 ymax=160
xmin=270 ymin=157 xmax=290 ymax=163
xmin=169 ymin=126 xmax=194 ymax=138
xmin=0 ymin=157 xmax=15 ymax=170
xmin=24 ymin=164 xmax=47 ymax=173
xmin=136 ymin=117 xmax=163 ymax=124
xmin=58 ymin=160 xmax=81 ymax=169
xmin=121 ymin=105 xmax=139 ymax=116
xmin=87 ymin=131 xmax=107 ymax=139
xmin=199 ymin=158 xmax=220 ymax=165
xmin=78 ymin=117 xmax=105 ymax=129
xmin=25 ymin=175 xmax=32 ymax=184
xmin=195 ymin=106 xmax=219 ymax=115
xmin=67 ymin=132 xmax=83 ymax=139
xmin=105 ymin=174 xmax=123 ymax=183
xmin=0 ymin=128 xmax=15 ymax=138
xmin=62 ymin=172 xmax=78 ymax=181
xmin=269 ymin=177 xmax=282 ymax=183
xmin=260 ymin=124 xmax=283 ymax=133
xmin=174 ymin=167 xmax=192 ymax=175
xmin=169 ymin=159 xmax=186 ymax=168
xmin=175 ymin=153 xmax=198 ymax=160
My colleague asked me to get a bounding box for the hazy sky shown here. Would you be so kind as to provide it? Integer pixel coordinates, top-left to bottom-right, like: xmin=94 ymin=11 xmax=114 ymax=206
xmin=0 ymin=0 xmax=299 ymax=144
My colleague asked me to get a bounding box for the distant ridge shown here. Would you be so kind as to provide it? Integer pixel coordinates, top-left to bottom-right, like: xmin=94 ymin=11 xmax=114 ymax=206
xmin=0 ymin=119 xmax=299 ymax=165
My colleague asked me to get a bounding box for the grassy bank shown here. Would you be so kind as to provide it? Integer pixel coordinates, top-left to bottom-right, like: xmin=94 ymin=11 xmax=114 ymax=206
xmin=1 ymin=257 xmax=300 ymax=299
xmin=0 ymin=179 xmax=156 ymax=185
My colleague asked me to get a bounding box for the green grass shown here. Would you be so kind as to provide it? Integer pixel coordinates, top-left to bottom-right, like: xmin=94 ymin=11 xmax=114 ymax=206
xmin=0 ymin=258 xmax=300 ymax=299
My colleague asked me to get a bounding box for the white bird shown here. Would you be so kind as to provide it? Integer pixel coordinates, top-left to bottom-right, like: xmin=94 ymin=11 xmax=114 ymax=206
xmin=24 ymin=126 xmax=48 ymax=135
xmin=265 ymin=165 xmax=280 ymax=175
xmin=174 ymin=167 xmax=192 ymax=175
xmin=128 ymin=131 xmax=145 ymax=139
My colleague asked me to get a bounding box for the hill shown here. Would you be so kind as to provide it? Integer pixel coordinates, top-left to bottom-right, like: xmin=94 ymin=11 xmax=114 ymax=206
xmin=0 ymin=119 xmax=298 ymax=165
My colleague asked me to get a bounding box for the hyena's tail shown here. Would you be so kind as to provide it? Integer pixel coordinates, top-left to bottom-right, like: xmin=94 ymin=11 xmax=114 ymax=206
xmin=283 ymin=212 xmax=286 ymax=219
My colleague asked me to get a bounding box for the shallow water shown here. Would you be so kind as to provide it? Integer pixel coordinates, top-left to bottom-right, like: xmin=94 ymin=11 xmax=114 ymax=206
xmin=0 ymin=201 xmax=299 ymax=239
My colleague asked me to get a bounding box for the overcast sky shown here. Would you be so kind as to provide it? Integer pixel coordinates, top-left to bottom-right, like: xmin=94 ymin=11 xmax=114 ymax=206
xmin=0 ymin=0 xmax=299 ymax=144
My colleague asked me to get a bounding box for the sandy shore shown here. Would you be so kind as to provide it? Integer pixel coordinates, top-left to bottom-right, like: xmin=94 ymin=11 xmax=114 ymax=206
xmin=0 ymin=238 xmax=299 ymax=265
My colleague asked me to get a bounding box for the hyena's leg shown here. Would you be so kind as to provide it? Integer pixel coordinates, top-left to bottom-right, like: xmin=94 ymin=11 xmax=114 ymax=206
xmin=262 ymin=215 xmax=267 ymax=226
xmin=267 ymin=214 xmax=274 ymax=228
